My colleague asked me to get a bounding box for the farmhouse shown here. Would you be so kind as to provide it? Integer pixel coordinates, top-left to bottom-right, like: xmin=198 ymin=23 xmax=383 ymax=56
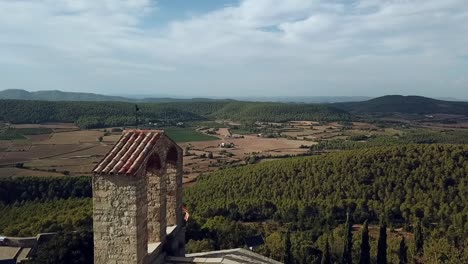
xmin=92 ymin=129 xmax=279 ymax=264
xmin=219 ymin=142 xmax=234 ymax=148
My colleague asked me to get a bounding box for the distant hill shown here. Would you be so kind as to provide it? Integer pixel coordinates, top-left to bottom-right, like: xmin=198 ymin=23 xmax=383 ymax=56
xmin=334 ymin=95 xmax=468 ymax=115
xmin=0 ymin=89 xmax=131 ymax=102
xmin=233 ymin=96 xmax=371 ymax=103
xmin=0 ymin=89 xmax=371 ymax=103
xmin=0 ymin=89 xmax=226 ymax=103
xmin=142 ymin=97 xmax=233 ymax=103
xmin=4 ymin=90 xmax=468 ymax=116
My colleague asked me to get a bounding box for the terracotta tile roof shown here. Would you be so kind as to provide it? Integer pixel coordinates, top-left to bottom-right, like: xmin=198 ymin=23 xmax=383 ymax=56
xmin=93 ymin=130 xmax=162 ymax=176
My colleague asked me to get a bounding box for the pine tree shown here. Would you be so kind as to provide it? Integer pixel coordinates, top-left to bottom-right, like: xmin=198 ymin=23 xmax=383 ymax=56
xmin=341 ymin=212 xmax=353 ymax=264
xmin=377 ymin=221 xmax=387 ymax=264
xmin=398 ymin=237 xmax=408 ymax=264
xmin=414 ymin=220 xmax=424 ymax=256
xmin=321 ymin=238 xmax=331 ymax=264
xmin=284 ymin=230 xmax=294 ymax=264
xmin=359 ymin=220 xmax=371 ymax=264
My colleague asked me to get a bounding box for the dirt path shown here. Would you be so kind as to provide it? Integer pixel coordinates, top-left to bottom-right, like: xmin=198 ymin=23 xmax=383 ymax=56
xmin=217 ymin=128 xmax=231 ymax=138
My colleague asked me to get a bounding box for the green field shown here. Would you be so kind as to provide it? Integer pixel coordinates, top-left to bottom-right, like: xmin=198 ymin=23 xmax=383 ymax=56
xmin=0 ymin=127 xmax=53 ymax=140
xmin=230 ymin=128 xmax=253 ymax=135
xmin=0 ymin=130 xmax=26 ymax=140
xmin=188 ymin=121 xmax=226 ymax=129
xmin=164 ymin=128 xmax=219 ymax=143
xmin=14 ymin=128 xmax=53 ymax=135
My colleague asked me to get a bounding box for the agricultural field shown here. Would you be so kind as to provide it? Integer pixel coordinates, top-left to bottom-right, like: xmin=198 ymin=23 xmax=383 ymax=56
xmin=35 ymin=130 xmax=104 ymax=145
xmin=0 ymin=124 xmax=109 ymax=177
xmin=10 ymin=123 xmax=78 ymax=129
xmin=2 ymin=119 xmax=468 ymax=185
xmin=0 ymin=120 xmax=320 ymax=181
xmin=0 ymin=124 xmax=223 ymax=179
xmin=180 ymin=134 xmax=314 ymax=184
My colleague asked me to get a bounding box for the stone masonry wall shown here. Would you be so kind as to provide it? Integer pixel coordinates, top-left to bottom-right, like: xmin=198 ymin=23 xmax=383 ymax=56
xmin=93 ymin=175 xmax=148 ymax=264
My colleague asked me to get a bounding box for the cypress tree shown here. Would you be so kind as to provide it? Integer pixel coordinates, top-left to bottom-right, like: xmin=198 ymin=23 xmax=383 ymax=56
xmin=359 ymin=220 xmax=371 ymax=264
xmin=414 ymin=220 xmax=424 ymax=255
xmin=398 ymin=237 xmax=408 ymax=264
xmin=341 ymin=212 xmax=353 ymax=264
xmin=284 ymin=230 xmax=293 ymax=264
xmin=321 ymin=238 xmax=331 ymax=264
xmin=377 ymin=221 xmax=387 ymax=264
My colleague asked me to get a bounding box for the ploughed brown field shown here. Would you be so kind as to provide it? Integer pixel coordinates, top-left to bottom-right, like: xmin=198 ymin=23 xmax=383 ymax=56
xmin=10 ymin=123 xmax=78 ymax=129
xmin=180 ymin=134 xmax=314 ymax=184
xmin=0 ymin=123 xmax=109 ymax=177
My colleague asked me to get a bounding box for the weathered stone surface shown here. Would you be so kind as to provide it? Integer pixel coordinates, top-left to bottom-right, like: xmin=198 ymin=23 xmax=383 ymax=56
xmin=93 ymin=175 xmax=148 ymax=264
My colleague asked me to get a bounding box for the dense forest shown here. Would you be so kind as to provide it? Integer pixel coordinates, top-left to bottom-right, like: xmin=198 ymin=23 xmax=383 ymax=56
xmin=0 ymin=99 xmax=349 ymax=128
xmin=0 ymin=198 xmax=92 ymax=237
xmin=3 ymin=95 xmax=468 ymax=130
xmin=0 ymin=100 xmax=205 ymax=128
xmin=311 ymin=130 xmax=468 ymax=151
xmin=185 ymin=144 xmax=468 ymax=263
xmin=0 ymin=176 xmax=91 ymax=205
xmin=0 ymin=177 xmax=92 ymax=237
xmin=0 ymin=145 xmax=467 ymax=263
xmin=211 ymin=102 xmax=350 ymax=122
xmin=0 ymin=177 xmax=93 ymax=263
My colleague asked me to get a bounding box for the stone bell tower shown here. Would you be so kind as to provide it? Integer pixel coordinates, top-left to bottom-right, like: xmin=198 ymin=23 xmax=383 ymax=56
xmin=92 ymin=130 xmax=184 ymax=264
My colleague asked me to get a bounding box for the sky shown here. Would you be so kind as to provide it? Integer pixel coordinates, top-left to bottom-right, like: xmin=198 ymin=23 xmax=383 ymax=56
xmin=1 ymin=0 xmax=467 ymax=98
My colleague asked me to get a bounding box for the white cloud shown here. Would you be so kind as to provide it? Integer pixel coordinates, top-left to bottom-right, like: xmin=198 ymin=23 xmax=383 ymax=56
xmin=0 ymin=0 xmax=467 ymax=97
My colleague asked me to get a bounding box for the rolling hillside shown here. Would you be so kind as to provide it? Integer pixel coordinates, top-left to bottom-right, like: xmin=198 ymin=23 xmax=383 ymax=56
xmin=334 ymin=95 xmax=468 ymax=115
xmin=186 ymin=144 xmax=467 ymax=226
